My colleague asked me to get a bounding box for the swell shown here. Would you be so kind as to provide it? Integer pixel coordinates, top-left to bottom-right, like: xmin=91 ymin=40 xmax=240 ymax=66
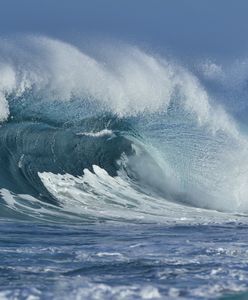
xmin=1 ymin=36 xmax=248 ymax=221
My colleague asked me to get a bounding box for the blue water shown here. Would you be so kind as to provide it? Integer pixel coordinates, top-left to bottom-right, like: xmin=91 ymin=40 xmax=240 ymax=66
xmin=1 ymin=36 xmax=248 ymax=299
xmin=1 ymin=220 xmax=248 ymax=299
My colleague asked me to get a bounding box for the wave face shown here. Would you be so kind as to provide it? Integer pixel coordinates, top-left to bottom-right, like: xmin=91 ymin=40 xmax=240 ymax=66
xmin=1 ymin=36 xmax=248 ymax=222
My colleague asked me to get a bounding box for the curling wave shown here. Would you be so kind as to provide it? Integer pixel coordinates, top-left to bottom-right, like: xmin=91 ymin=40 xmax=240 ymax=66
xmin=0 ymin=36 xmax=248 ymax=222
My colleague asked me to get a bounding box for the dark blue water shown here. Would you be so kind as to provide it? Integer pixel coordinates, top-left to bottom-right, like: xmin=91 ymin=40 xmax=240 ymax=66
xmin=1 ymin=220 xmax=248 ymax=299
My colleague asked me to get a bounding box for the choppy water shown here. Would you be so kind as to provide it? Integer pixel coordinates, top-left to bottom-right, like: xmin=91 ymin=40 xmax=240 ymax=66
xmin=2 ymin=220 xmax=248 ymax=299
xmin=1 ymin=36 xmax=248 ymax=299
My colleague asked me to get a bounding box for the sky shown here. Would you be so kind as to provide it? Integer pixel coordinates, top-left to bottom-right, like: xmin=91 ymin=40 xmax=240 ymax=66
xmin=0 ymin=0 xmax=247 ymax=59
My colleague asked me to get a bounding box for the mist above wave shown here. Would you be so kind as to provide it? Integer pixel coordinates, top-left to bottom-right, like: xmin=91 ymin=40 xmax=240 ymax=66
xmin=0 ymin=35 xmax=237 ymax=135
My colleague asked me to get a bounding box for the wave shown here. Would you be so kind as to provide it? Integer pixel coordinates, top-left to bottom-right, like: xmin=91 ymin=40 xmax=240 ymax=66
xmin=0 ymin=36 xmax=248 ymax=223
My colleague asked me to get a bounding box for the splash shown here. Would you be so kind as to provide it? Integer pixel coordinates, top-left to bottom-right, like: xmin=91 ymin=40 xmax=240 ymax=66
xmin=0 ymin=36 xmax=238 ymax=134
xmin=0 ymin=36 xmax=248 ymax=220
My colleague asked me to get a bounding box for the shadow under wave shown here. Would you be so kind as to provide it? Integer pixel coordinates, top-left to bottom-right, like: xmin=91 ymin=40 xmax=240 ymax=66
xmin=0 ymin=114 xmax=136 ymax=205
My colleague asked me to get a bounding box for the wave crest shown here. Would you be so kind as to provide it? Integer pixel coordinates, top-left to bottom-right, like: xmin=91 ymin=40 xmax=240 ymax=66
xmin=0 ymin=36 xmax=237 ymax=135
xmin=0 ymin=36 xmax=248 ymax=219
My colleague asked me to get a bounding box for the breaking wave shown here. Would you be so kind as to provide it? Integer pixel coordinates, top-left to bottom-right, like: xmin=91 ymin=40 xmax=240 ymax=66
xmin=0 ymin=36 xmax=248 ymax=223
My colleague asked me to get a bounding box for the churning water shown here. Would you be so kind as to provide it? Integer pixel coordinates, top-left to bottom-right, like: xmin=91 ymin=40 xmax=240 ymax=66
xmin=1 ymin=36 xmax=248 ymax=299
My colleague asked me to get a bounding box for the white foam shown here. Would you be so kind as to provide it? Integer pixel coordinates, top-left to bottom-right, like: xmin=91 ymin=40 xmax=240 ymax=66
xmin=36 ymin=166 xmax=242 ymax=223
xmin=0 ymin=36 xmax=238 ymax=135
xmin=76 ymin=129 xmax=114 ymax=138
xmin=0 ymin=64 xmax=16 ymax=122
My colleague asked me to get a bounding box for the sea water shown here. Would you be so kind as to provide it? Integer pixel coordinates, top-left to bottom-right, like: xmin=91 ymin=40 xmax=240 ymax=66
xmin=0 ymin=37 xmax=248 ymax=299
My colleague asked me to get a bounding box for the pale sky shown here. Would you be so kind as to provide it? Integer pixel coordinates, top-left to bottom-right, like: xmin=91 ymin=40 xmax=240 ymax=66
xmin=0 ymin=0 xmax=247 ymax=59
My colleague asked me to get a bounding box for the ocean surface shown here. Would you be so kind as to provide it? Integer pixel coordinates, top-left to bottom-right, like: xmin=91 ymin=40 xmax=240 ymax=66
xmin=1 ymin=36 xmax=248 ymax=299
